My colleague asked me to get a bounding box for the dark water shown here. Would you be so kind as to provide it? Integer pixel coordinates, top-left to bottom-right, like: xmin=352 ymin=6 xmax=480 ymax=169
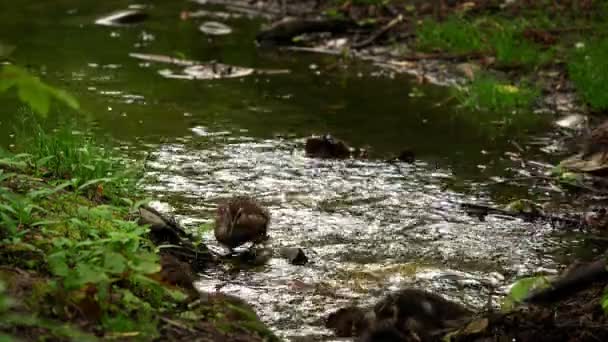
xmin=0 ymin=0 xmax=574 ymax=340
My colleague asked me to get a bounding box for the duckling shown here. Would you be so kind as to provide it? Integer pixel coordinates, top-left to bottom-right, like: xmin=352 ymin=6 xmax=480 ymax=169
xmin=305 ymin=134 xmax=351 ymax=159
xmin=326 ymin=306 xmax=372 ymax=337
xmin=373 ymin=288 xmax=472 ymax=339
xmin=214 ymin=196 xmax=270 ymax=254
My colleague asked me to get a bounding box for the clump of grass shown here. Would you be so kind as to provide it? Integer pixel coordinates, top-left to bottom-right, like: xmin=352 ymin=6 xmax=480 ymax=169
xmin=416 ymin=16 xmax=484 ymax=54
xmin=568 ymin=38 xmax=608 ymax=111
xmin=458 ymin=74 xmax=539 ymax=112
xmin=14 ymin=121 xmax=140 ymax=199
xmin=417 ymin=16 xmax=551 ymax=68
xmin=489 ymin=22 xmax=553 ymax=67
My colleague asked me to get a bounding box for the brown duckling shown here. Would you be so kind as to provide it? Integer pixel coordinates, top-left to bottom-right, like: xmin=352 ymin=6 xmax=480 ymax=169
xmin=214 ymin=196 xmax=270 ymax=254
xmin=326 ymin=306 xmax=372 ymax=337
xmin=373 ymin=288 xmax=472 ymax=339
xmin=305 ymin=134 xmax=351 ymax=159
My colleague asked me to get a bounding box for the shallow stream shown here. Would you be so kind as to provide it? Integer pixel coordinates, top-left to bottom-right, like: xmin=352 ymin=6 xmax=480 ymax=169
xmin=0 ymin=1 xmax=579 ymax=340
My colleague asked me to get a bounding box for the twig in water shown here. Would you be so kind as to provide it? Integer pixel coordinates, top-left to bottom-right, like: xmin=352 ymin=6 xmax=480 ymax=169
xmin=352 ymin=14 xmax=404 ymax=49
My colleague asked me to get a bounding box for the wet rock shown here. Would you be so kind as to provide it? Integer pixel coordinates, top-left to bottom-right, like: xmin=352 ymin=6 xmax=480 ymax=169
xmin=95 ymin=9 xmax=148 ymax=27
xmin=453 ymin=62 xmax=480 ymax=81
xmin=278 ymin=247 xmax=308 ymax=265
xmin=304 ymin=134 xmax=351 ymax=159
xmin=199 ymin=21 xmax=233 ymax=36
xmin=555 ymin=113 xmax=587 ymax=130
xmin=387 ymin=149 xmax=415 ymax=163
xmin=234 ymin=247 xmax=273 ymax=266
xmin=138 ymin=205 xmax=188 ymax=245
xmin=137 ymin=205 xmax=216 ymax=271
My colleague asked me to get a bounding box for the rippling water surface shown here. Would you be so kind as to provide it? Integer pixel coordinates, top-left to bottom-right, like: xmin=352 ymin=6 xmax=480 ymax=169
xmin=0 ymin=0 xmax=571 ymax=340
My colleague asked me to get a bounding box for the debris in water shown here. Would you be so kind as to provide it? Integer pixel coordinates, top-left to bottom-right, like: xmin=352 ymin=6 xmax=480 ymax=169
xmin=199 ymin=21 xmax=233 ymax=36
xmin=95 ymin=9 xmax=148 ymax=27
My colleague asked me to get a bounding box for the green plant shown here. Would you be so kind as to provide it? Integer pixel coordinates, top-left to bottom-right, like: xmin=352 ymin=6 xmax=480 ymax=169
xmin=501 ymin=275 xmax=550 ymax=311
xmin=489 ymin=24 xmax=552 ymax=67
xmin=568 ymin=38 xmax=608 ymax=110
xmin=14 ymin=122 xmax=140 ymax=199
xmin=0 ymin=280 xmax=97 ymax=341
xmin=416 ymin=16 xmax=484 ymax=54
xmin=457 ymin=74 xmax=539 ymax=112
xmin=0 ymin=65 xmax=79 ymax=117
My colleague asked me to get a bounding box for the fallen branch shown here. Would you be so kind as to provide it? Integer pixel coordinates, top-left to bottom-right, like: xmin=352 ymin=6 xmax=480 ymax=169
xmin=525 ymin=257 xmax=608 ymax=304
xmin=352 ymin=14 xmax=404 ymax=49
xmin=397 ymin=51 xmax=487 ymax=62
xmin=459 ymin=202 xmax=583 ymax=227
xmin=256 ymin=18 xmax=358 ymax=44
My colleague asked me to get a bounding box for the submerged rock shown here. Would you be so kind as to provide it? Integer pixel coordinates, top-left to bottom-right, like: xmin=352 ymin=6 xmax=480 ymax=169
xmin=278 ymin=247 xmax=308 ymax=265
xmin=95 ymin=9 xmax=148 ymax=27
xmin=387 ymin=149 xmax=415 ymax=163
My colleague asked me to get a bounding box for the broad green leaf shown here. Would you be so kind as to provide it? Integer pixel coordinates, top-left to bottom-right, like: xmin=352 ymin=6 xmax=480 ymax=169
xmin=17 ymin=79 xmax=51 ymax=116
xmin=48 ymin=252 xmax=70 ymax=277
xmin=104 ymin=252 xmax=127 ymax=274
xmin=129 ymin=255 xmax=160 ymax=274
xmin=66 ymin=264 xmax=108 ymax=289
xmin=77 ymin=177 xmax=112 ymax=191
xmin=0 ymin=77 xmax=16 ymax=93
xmin=507 ymin=276 xmax=550 ymax=303
xmin=48 ymin=87 xmax=79 ymax=110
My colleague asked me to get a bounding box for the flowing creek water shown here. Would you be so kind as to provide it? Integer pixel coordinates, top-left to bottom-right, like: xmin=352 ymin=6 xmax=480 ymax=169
xmin=0 ymin=0 xmax=584 ymax=340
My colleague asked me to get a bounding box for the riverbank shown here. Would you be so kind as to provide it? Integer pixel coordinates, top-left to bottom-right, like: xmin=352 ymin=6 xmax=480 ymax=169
xmin=238 ymin=0 xmax=608 ymax=123
xmin=0 ymin=123 xmax=278 ymax=341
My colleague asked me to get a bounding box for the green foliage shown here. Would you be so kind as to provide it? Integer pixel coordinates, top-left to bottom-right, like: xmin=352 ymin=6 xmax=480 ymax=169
xmin=501 ymin=275 xmax=550 ymax=311
xmin=568 ymin=38 xmax=608 ymax=110
xmin=0 ymin=130 xmax=174 ymax=339
xmin=489 ymin=22 xmax=553 ymax=67
xmin=15 ymin=122 xmax=140 ymax=199
xmin=0 ymin=280 xmax=98 ymax=341
xmin=416 ymin=17 xmax=484 ymax=54
xmin=0 ymin=65 xmax=79 ymax=117
xmin=417 ymin=16 xmax=551 ymax=67
xmin=457 ymin=74 xmax=539 ymax=112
